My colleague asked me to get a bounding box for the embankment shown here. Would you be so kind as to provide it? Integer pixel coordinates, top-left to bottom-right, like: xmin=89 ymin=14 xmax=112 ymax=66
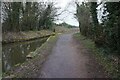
xmin=3 ymin=34 xmax=58 ymax=78
xmin=73 ymin=33 xmax=119 ymax=78
xmin=2 ymin=30 xmax=55 ymax=44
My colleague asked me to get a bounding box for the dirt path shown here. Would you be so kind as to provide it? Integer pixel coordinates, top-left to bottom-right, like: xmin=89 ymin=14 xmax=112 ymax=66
xmin=39 ymin=33 xmax=107 ymax=78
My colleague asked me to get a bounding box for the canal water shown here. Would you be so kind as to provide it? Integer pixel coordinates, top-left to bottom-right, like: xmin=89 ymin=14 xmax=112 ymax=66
xmin=2 ymin=37 xmax=48 ymax=73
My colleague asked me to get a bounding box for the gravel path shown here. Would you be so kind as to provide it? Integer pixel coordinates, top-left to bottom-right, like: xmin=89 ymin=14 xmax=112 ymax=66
xmin=39 ymin=33 xmax=107 ymax=78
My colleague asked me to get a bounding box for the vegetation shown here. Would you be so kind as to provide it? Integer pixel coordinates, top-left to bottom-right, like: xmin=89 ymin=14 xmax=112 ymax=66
xmin=75 ymin=2 xmax=91 ymax=34
xmin=73 ymin=33 xmax=119 ymax=78
xmin=57 ymin=22 xmax=78 ymax=28
xmin=102 ymin=2 xmax=120 ymax=55
xmin=75 ymin=1 xmax=120 ymax=78
xmin=75 ymin=1 xmax=120 ymax=55
xmin=2 ymin=2 xmax=58 ymax=32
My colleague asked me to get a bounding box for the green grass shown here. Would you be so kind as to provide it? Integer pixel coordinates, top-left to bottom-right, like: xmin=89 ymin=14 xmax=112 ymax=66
xmin=73 ymin=33 xmax=119 ymax=78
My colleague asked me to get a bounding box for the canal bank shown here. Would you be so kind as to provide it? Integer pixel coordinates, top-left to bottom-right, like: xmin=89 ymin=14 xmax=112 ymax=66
xmin=2 ymin=30 xmax=55 ymax=44
xmin=3 ymin=34 xmax=58 ymax=78
xmin=2 ymin=28 xmax=76 ymax=78
xmin=2 ymin=37 xmax=48 ymax=73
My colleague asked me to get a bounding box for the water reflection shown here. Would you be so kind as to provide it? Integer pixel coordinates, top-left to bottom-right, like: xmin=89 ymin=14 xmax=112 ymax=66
xmin=2 ymin=38 xmax=48 ymax=73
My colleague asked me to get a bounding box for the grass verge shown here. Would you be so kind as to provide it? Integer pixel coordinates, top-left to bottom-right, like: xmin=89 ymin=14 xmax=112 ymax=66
xmin=73 ymin=33 xmax=119 ymax=78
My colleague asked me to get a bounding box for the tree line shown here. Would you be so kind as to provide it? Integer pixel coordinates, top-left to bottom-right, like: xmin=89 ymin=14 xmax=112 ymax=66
xmin=57 ymin=22 xmax=77 ymax=28
xmin=2 ymin=2 xmax=58 ymax=32
xmin=75 ymin=1 xmax=120 ymax=55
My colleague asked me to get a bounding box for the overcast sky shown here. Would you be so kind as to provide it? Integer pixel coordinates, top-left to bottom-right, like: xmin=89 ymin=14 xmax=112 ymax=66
xmin=54 ymin=0 xmax=103 ymax=26
xmin=53 ymin=0 xmax=79 ymax=26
